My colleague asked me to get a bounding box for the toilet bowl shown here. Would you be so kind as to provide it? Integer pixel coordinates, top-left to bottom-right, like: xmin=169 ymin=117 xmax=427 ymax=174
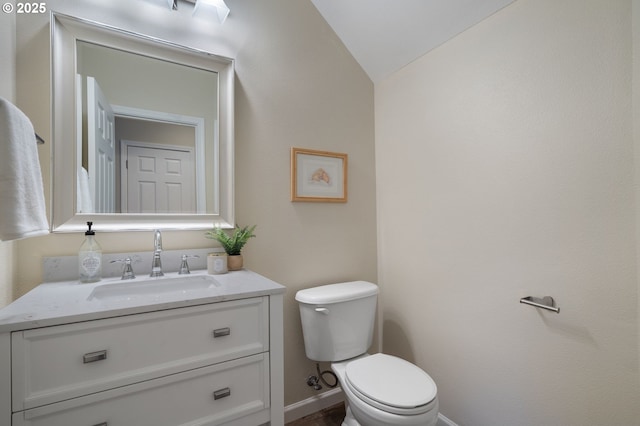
xmin=295 ymin=281 xmax=439 ymax=426
xmin=332 ymin=354 xmax=439 ymax=426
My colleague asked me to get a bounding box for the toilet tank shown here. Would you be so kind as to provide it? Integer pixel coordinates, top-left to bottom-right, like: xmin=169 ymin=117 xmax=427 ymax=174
xmin=295 ymin=281 xmax=378 ymax=362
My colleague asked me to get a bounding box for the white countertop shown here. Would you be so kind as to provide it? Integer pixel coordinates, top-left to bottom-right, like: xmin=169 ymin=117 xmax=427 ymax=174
xmin=0 ymin=269 xmax=285 ymax=333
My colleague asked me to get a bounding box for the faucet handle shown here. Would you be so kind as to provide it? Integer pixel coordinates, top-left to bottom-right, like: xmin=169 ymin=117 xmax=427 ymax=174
xmin=111 ymin=257 xmax=136 ymax=280
xmin=179 ymin=254 xmax=200 ymax=275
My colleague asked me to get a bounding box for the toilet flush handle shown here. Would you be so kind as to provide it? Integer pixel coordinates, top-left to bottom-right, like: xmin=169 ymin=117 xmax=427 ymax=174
xmin=315 ymin=307 xmax=329 ymax=315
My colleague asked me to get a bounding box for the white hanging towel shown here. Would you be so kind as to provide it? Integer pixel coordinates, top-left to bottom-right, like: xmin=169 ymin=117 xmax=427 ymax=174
xmin=77 ymin=167 xmax=94 ymax=213
xmin=0 ymin=97 xmax=49 ymax=241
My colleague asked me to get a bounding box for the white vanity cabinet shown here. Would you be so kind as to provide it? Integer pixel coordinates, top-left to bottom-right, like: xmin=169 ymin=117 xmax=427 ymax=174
xmin=0 ymin=270 xmax=285 ymax=426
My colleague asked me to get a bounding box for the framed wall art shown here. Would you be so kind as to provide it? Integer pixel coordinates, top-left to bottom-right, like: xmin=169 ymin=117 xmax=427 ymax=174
xmin=290 ymin=147 xmax=348 ymax=202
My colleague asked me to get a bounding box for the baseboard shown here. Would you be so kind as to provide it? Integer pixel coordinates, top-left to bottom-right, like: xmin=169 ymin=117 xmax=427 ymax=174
xmin=437 ymin=412 xmax=459 ymax=426
xmin=284 ymin=388 xmax=344 ymax=423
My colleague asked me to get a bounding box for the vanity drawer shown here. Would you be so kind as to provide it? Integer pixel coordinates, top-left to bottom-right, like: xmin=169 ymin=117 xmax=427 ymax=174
xmin=12 ymin=297 xmax=269 ymax=411
xmin=13 ymin=353 xmax=270 ymax=426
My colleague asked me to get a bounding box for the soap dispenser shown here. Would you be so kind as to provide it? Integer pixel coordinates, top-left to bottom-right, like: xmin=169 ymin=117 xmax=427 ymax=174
xmin=79 ymin=221 xmax=102 ymax=283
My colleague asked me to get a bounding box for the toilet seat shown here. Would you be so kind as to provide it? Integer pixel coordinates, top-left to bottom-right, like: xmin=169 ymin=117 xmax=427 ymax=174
xmin=344 ymin=353 xmax=438 ymax=416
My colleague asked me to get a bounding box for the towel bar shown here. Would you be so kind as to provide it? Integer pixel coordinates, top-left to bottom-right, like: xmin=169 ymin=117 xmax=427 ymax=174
xmin=35 ymin=133 xmax=44 ymax=144
xmin=520 ymin=296 xmax=560 ymax=313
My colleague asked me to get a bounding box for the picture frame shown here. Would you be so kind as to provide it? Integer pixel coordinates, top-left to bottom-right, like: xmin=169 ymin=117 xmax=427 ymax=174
xmin=290 ymin=147 xmax=348 ymax=202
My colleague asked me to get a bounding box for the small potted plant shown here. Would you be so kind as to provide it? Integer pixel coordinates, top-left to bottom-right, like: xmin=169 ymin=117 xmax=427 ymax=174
xmin=205 ymin=224 xmax=256 ymax=271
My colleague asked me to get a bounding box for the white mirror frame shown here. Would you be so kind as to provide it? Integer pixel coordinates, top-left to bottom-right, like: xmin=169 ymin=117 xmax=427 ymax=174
xmin=51 ymin=12 xmax=234 ymax=232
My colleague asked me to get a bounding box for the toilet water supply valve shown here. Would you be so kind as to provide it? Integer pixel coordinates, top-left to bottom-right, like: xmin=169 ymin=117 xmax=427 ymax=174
xmin=306 ymin=363 xmax=338 ymax=390
xmin=306 ymin=375 xmax=322 ymax=390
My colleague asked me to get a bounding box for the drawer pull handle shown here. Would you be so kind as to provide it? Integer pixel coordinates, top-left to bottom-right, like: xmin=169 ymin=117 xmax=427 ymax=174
xmin=213 ymin=327 xmax=231 ymax=338
xmin=92 ymin=423 xmax=108 ymax=426
xmin=83 ymin=350 xmax=107 ymax=364
xmin=213 ymin=387 xmax=231 ymax=400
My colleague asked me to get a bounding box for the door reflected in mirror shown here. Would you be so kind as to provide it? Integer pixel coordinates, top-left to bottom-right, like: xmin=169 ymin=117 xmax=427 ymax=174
xmin=117 ymin=119 xmax=197 ymax=214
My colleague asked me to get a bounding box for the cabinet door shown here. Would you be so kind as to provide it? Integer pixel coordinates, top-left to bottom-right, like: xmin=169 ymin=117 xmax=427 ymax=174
xmin=12 ymin=297 xmax=269 ymax=411
xmin=13 ymin=353 xmax=270 ymax=426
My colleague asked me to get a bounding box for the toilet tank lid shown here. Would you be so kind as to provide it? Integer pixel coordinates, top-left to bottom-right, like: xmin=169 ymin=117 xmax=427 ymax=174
xmin=295 ymin=281 xmax=378 ymax=304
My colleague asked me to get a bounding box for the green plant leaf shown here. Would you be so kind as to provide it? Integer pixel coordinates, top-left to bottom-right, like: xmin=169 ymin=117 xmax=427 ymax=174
xmin=205 ymin=224 xmax=256 ymax=255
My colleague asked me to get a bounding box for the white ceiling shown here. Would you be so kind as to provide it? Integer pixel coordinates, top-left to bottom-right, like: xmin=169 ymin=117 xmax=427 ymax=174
xmin=310 ymin=0 xmax=517 ymax=83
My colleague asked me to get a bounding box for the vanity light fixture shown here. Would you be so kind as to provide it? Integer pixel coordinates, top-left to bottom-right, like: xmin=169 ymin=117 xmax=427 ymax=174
xmin=193 ymin=0 xmax=230 ymax=23
xmin=167 ymin=0 xmax=230 ymax=24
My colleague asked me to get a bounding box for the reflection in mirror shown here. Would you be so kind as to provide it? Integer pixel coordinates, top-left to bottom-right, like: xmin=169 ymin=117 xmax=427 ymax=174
xmin=51 ymin=13 xmax=234 ymax=232
xmin=77 ymin=41 xmax=217 ymax=214
xmin=115 ymin=118 xmax=198 ymax=214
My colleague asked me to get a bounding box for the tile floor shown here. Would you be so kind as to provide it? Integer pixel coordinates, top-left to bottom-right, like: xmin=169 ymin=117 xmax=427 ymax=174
xmin=285 ymin=403 xmax=346 ymax=426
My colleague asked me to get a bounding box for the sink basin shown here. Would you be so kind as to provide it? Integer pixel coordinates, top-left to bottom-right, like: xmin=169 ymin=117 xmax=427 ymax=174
xmin=88 ymin=275 xmax=220 ymax=302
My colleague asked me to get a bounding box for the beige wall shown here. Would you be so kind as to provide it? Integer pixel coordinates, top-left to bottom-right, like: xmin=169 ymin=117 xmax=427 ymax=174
xmin=115 ymin=118 xmax=195 ymax=149
xmin=376 ymin=0 xmax=639 ymax=425
xmin=11 ymin=0 xmax=376 ymax=407
xmin=1 ymin=11 xmax=15 ymax=100
xmin=635 ymin=0 xmax=640 ymax=386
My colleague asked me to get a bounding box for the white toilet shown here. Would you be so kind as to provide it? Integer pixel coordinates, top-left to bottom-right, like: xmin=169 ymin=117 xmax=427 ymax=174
xmin=296 ymin=281 xmax=439 ymax=426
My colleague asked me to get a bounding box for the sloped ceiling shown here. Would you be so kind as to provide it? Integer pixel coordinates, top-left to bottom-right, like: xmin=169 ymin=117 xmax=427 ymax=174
xmin=310 ymin=0 xmax=517 ymax=82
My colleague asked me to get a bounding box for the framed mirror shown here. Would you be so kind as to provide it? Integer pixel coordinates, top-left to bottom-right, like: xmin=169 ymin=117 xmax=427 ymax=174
xmin=51 ymin=12 xmax=234 ymax=232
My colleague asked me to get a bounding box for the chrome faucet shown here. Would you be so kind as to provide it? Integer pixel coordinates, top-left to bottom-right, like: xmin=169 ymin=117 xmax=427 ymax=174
xmin=150 ymin=229 xmax=164 ymax=277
